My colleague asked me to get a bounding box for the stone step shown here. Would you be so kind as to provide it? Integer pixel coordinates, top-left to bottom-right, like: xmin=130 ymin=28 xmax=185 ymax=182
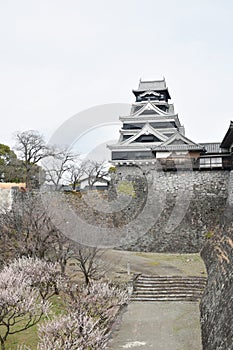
xmin=134 ymin=287 xmax=205 ymax=291
xmin=133 ymin=289 xmax=204 ymax=293
xmin=135 ymin=277 xmax=206 ymax=285
xmin=133 ymin=290 xmax=203 ymax=295
xmin=139 ymin=274 xmax=206 ymax=279
xmin=131 ymin=275 xmax=207 ymax=302
xmin=136 ymin=280 xmax=206 ymax=283
xmin=134 ymin=293 xmax=203 ymax=297
xmin=131 ymin=296 xmax=201 ymax=302
xmin=135 ymin=281 xmax=205 ymax=288
xmin=136 ymin=284 xmax=206 ymax=288
xmin=136 ymin=278 xmax=206 ymax=284
xmin=138 ymin=275 xmax=206 ymax=281
xmin=132 ymin=295 xmax=203 ymax=300
xmin=133 ymin=296 xmax=202 ymax=300
xmin=135 ymin=281 xmax=205 ymax=286
xmin=134 ymin=291 xmax=203 ymax=295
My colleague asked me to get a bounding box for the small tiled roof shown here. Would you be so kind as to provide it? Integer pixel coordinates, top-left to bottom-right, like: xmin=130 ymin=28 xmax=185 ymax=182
xmin=153 ymin=144 xmax=205 ymax=151
xmin=119 ymin=114 xmax=181 ymax=126
xmin=132 ymin=79 xmax=171 ymax=99
xmin=137 ymin=79 xmax=166 ymax=91
xmin=200 ymin=143 xmax=220 ymax=153
xmin=131 ymin=105 xmax=143 ymax=114
xmin=200 ymin=143 xmax=228 ymax=154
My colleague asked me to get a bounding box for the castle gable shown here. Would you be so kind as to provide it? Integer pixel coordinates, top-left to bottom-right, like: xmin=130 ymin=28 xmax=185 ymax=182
xmin=131 ymin=102 xmax=169 ymax=117
xmin=161 ymin=131 xmax=202 ymax=147
xmin=120 ymin=123 xmax=167 ymax=146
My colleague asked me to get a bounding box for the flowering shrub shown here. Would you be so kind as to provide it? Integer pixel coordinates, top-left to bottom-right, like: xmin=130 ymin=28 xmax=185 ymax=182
xmin=1 ymin=258 xmax=128 ymax=350
xmin=3 ymin=256 xmax=65 ymax=300
xmin=38 ymin=312 xmax=107 ymax=350
xmin=0 ymin=258 xmax=54 ymax=350
xmin=37 ymin=281 xmax=128 ymax=350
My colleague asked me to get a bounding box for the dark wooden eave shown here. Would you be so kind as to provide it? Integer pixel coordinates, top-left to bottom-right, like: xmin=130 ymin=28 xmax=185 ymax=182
xmin=132 ymin=89 xmax=171 ymax=100
xmin=220 ymin=121 xmax=233 ymax=149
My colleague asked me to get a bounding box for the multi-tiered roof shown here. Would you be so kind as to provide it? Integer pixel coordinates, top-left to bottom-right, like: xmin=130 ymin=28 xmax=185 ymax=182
xmin=108 ymin=79 xmax=233 ymax=170
xmin=109 ymin=79 xmax=204 ymax=164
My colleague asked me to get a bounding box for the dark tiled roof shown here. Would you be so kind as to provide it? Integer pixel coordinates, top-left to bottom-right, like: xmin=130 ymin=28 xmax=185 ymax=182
xmin=131 ymin=105 xmax=143 ymax=114
xmin=168 ymin=104 xmax=175 ymax=113
xmin=153 ymin=144 xmax=204 ymax=151
xmin=200 ymin=143 xmax=228 ymax=154
xmin=132 ymin=79 xmax=171 ymax=99
xmin=138 ymin=80 xmax=166 ymax=91
xmin=220 ymin=121 xmax=233 ymax=148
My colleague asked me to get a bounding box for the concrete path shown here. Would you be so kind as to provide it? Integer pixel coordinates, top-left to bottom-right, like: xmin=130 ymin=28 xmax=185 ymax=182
xmin=107 ymin=301 xmax=202 ymax=350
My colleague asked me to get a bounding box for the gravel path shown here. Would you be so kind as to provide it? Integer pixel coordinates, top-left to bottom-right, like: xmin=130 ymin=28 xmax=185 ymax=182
xmin=104 ymin=250 xmax=204 ymax=350
xmin=107 ymin=301 xmax=202 ymax=350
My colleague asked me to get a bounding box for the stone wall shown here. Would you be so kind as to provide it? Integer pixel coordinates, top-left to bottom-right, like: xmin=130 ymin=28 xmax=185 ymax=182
xmin=109 ymin=165 xmax=230 ymax=253
xmin=200 ymin=226 xmax=233 ymax=349
xmin=67 ymin=165 xmax=231 ymax=253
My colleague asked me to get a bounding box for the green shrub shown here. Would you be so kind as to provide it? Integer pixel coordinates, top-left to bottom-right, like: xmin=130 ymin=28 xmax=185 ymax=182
xmin=205 ymin=231 xmax=214 ymax=239
xmin=117 ymin=181 xmax=136 ymax=197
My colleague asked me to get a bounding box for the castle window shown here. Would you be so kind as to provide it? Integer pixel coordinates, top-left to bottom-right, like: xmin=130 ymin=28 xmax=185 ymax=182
xmin=122 ymin=123 xmax=144 ymax=130
xmin=211 ymin=157 xmax=222 ymax=167
xmin=134 ymin=134 xmax=161 ymax=143
xmin=200 ymin=158 xmax=211 ymax=168
xmin=200 ymin=157 xmax=222 ymax=168
xmin=122 ymin=135 xmax=132 ymax=141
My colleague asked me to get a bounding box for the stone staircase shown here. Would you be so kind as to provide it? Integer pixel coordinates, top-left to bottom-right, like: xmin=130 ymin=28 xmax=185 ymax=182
xmin=131 ymin=274 xmax=207 ymax=302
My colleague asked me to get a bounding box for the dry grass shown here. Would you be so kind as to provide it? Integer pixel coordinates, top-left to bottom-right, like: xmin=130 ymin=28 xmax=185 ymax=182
xmin=1 ymin=295 xmax=65 ymax=350
xmin=101 ymin=250 xmax=207 ymax=282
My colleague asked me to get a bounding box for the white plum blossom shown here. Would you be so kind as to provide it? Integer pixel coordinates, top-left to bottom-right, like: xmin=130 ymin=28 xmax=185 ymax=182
xmin=3 ymin=256 xmax=65 ymax=300
xmin=38 ymin=312 xmax=107 ymax=350
xmin=0 ymin=257 xmax=60 ymax=350
xmin=38 ymin=281 xmax=128 ymax=350
xmin=1 ymin=258 xmax=128 ymax=350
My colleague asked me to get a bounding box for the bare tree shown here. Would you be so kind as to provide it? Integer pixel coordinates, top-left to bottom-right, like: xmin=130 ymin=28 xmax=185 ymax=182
xmin=43 ymin=148 xmax=80 ymax=191
xmin=5 ymin=191 xmax=57 ymax=260
xmin=72 ymin=245 xmax=106 ymax=286
xmin=0 ymin=191 xmax=75 ymax=274
xmin=14 ymin=130 xmax=53 ymax=189
xmin=67 ymin=162 xmax=85 ymax=190
xmin=52 ymin=230 xmax=75 ymax=274
xmin=83 ymin=160 xmax=110 ymax=189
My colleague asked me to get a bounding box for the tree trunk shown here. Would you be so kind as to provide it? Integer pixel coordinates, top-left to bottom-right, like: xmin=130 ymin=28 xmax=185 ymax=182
xmin=0 ymin=336 xmax=5 ymax=350
xmin=84 ymin=273 xmax=89 ymax=286
xmin=25 ymin=166 xmax=31 ymax=189
xmin=60 ymin=259 xmax=66 ymax=274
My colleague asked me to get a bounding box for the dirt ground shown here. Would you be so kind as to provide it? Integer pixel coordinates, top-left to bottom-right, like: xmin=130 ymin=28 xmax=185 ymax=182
xmin=100 ymin=249 xmax=207 ymax=282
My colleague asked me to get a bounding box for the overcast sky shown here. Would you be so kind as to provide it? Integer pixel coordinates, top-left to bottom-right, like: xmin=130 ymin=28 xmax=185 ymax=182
xmin=1 ymin=0 xmax=233 ymax=152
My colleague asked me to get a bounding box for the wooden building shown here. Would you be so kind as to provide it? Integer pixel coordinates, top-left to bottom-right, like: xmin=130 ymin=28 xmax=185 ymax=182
xmin=108 ymin=79 xmax=233 ymax=170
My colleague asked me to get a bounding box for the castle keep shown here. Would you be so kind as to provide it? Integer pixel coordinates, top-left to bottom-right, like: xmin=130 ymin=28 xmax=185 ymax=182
xmin=107 ymin=80 xmax=233 ymax=253
xmin=109 ymin=79 xmax=233 ymax=170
